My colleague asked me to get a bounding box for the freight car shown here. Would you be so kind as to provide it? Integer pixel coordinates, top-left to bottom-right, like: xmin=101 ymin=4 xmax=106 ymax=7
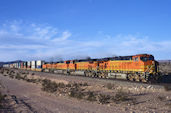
xmin=3 ymin=54 xmax=160 ymax=82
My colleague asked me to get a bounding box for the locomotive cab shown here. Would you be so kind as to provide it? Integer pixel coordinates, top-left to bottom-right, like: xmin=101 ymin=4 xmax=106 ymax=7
xmin=139 ymin=54 xmax=158 ymax=74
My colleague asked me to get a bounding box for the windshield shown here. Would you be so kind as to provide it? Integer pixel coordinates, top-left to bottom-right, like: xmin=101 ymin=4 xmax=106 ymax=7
xmin=140 ymin=56 xmax=154 ymax=62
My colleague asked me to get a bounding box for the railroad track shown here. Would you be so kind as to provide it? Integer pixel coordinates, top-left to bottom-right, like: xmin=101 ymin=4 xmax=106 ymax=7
xmin=16 ymin=69 xmax=171 ymax=88
xmin=1 ymin=68 xmax=170 ymax=89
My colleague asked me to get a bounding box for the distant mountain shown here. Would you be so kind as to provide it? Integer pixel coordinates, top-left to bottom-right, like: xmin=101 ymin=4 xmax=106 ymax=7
xmin=3 ymin=60 xmax=22 ymax=64
xmin=0 ymin=60 xmax=23 ymax=67
xmin=158 ymin=60 xmax=171 ymax=63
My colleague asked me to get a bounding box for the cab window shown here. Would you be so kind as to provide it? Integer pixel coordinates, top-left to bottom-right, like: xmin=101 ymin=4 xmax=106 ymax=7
xmin=134 ymin=57 xmax=139 ymax=61
xmin=140 ymin=56 xmax=154 ymax=62
xmin=140 ymin=57 xmax=148 ymax=62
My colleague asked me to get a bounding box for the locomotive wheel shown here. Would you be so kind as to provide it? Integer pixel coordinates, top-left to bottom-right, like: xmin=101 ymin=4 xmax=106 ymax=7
xmin=84 ymin=70 xmax=89 ymax=76
xmin=98 ymin=72 xmax=106 ymax=78
xmin=89 ymin=71 xmax=92 ymax=77
xmin=103 ymin=72 xmax=108 ymax=78
xmin=127 ymin=74 xmax=134 ymax=81
xmin=141 ymin=78 xmax=147 ymax=82
xmin=87 ymin=71 xmax=91 ymax=77
xmin=98 ymin=73 xmax=103 ymax=78
xmin=91 ymin=71 xmax=96 ymax=78
xmin=134 ymin=74 xmax=140 ymax=82
xmin=101 ymin=72 xmax=105 ymax=78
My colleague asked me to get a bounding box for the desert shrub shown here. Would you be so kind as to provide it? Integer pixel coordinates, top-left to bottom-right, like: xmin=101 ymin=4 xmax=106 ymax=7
xmin=98 ymin=94 xmax=111 ymax=104
xmin=165 ymin=103 xmax=171 ymax=109
xmin=41 ymin=79 xmax=58 ymax=93
xmin=79 ymin=82 xmax=88 ymax=86
xmin=9 ymin=71 xmax=15 ymax=75
xmin=112 ymin=90 xmax=135 ymax=104
xmin=114 ymin=91 xmax=129 ymax=101
xmin=0 ymin=92 xmax=6 ymax=109
xmin=23 ymin=75 xmax=27 ymax=79
xmin=72 ymin=82 xmax=80 ymax=88
xmin=0 ymin=93 xmax=5 ymax=103
xmin=0 ymin=70 xmax=3 ymax=74
xmin=66 ymin=83 xmax=72 ymax=87
xmin=71 ymin=82 xmax=88 ymax=88
xmin=15 ymin=73 xmax=22 ymax=80
xmin=9 ymin=75 xmax=14 ymax=79
xmin=3 ymin=71 xmax=9 ymax=74
xmin=106 ymin=83 xmax=115 ymax=89
xmin=69 ymin=88 xmax=84 ymax=99
xmin=36 ymin=79 xmax=42 ymax=83
xmin=86 ymin=91 xmax=96 ymax=101
xmin=21 ymin=72 xmax=26 ymax=74
xmin=157 ymin=96 xmax=166 ymax=101
xmin=26 ymin=78 xmax=37 ymax=83
xmin=164 ymin=85 xmax=171 ymax=91
xmin=57 ymin=82 xmax=65 ymax=88
xmin=83 ymin=82 xmax=88 ymax=86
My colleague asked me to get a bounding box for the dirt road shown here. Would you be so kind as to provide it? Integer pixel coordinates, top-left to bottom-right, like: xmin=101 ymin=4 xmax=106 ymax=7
xmin=0 ymin=74 xmax=127 ymax=113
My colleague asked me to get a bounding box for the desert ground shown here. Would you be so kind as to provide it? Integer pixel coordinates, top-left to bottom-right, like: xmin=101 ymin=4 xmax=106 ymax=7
xmin=0 ymin=62 xmax=171 ymax=113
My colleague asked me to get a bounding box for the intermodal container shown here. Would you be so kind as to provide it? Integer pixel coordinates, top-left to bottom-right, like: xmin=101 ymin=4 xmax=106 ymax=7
xmin=31 ymin=61 xmax=36 ymax=66
xmin=36 ymin=60 xmax=44 ymax=68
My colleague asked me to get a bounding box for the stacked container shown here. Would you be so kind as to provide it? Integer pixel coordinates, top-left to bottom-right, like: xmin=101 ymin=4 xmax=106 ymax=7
xmin=15 ymin=63 xmax=17 ymax=68
xmin=23 ymin=62 xmax=27 ymax=69
xmin=36 ymin=60 xmax=44 ymax=71
xmin=18 ymin=62 xmax=21 ymax=68
xmin=20 ymin=62 xmax=24 ymax=69
xmin=31 ymin=61 xmax=36 ymax=70
xmin=14 ymin=63 xmax=17 ymax=68
xmin=3 ymin=64 xmax=9 ymax=68
xmin=36 ymin=60 xmax=44 ymax=68
xmin=10 ymin=64 xmax=13 ymax=68
xmin=16 ymin=62 xmax=19 ymax=68
xmin=27 ymin=61 xmax=31 ymax=70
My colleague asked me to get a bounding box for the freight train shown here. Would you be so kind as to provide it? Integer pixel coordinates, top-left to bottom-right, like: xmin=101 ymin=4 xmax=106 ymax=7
xmin=2 ymin=54 xmax=160 ymax=82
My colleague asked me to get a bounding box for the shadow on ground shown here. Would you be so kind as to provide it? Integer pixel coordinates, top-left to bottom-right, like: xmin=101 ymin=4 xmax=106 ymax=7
xmin=159 ymin=73 xmax=171 ymax=84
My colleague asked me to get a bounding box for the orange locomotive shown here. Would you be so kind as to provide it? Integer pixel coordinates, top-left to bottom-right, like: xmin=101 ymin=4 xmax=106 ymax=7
xmin=42 ymin=54 xmax=159 ymax=82
xmin=97 ymin=54 xmax=159 ymax=82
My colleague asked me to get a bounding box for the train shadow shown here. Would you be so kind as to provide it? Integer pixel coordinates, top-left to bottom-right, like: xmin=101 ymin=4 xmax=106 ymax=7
xmin=159 ymin=73 xmax=171 ymax=84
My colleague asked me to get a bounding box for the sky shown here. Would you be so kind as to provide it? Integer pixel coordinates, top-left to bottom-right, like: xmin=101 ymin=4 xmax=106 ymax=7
xmin=0 ymin=0 xmax=171 ymax=61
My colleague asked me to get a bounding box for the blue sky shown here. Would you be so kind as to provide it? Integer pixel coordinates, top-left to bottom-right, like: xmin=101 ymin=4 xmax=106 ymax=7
xmin=0 ymin=0 xmax=171 ymax=61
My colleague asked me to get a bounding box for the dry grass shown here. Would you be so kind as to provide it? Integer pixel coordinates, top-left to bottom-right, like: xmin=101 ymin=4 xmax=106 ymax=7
xmin=165 ymin=103 xmax=171 ymax=109
xmin=112 ymin=90 xmax=136 ymax=104
xmin=98 ymin=94 xmax=111 ymax=104
xmin=86 ymin=91 xmax=97 ymax=101
xmin=106 ymin=83 xmax=115 ymax=89
xmin=69 ymin=88 xmax=85 ymax=99
xmin=9 ymin=75 xmax=14 ymax=79
xmin=0 ymin=92 xmax=6 ymax=109
xmin=15 ymin=73 xmax=22 ymax=80
xmin=26 ymin=78 xmax=38 ymax=83
xmin=157 ymin=96 xmax=166 ymax=101
xmin=41 ymin=79 xmax=58 ymax=93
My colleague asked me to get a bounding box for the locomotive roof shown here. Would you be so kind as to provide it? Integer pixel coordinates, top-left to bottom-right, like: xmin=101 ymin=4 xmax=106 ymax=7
xmin=74 ymin=59 xmax=98 ymax=63
xmin=43 ymin=54 xmax=154 ymax=64
xmin=99 ymin=56 xmax=133 ymax=61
